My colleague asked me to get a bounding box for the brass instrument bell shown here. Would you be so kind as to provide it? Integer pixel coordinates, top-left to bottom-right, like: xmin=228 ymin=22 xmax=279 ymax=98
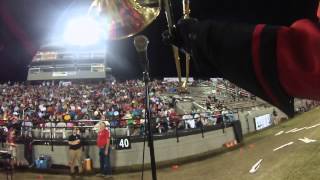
xmin=88 ymin=0 xmax=191 ymax=91
xmin=88 ymin=0 xmax=161 ymax=40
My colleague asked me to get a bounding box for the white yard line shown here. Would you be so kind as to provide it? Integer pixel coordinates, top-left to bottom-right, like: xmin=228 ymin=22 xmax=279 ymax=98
xmin=305 ymin=123 xmax=320 ymax=129
xmin=275 ymin=131 xmax=284 ymax=136
xmin=291 ymin=127 xmax=306 ymax=133
xmin=285 ymin=128 xmax=298 ymax=133
xmin=273 ymin=142 xmax=294 ymax=152
xmin=249 ymin=159 xmax=263 ymax=174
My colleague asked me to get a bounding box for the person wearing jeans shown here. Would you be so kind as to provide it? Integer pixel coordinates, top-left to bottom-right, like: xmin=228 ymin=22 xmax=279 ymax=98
xmin=96 ymin=122 xmax=112 ymax=178
xmin=99 ymin=146 xmax=111 ymax=175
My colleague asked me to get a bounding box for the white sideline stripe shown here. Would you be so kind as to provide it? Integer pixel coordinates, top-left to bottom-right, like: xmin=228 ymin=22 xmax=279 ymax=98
xmin=291 ymin=127 xmax=306 ymax=133
xmin=273 ymin=142 xmax=294 ymax=152
xmin=249 ymin=159 xmax=263 ymax=174
xmin=305 ymin=123 xmax=320 ymax=129
xmin=275 ymin=131 xmax=284 ymax=136
xmin=285 ymin=128 xmax=298 ymax=133
xmin=298 ymin=137 xmax=317 ymax=144
xmin=283 ymin=123 xmax=320 ymax=134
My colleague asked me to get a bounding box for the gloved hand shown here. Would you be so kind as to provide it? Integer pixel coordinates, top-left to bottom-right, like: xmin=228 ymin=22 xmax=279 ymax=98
xmin=162 ymin=18 xmax=198 ymax=53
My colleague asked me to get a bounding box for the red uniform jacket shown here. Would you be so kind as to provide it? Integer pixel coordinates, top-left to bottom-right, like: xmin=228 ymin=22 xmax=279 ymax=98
xmin=189 ymin=19 xmax=320 ymax=117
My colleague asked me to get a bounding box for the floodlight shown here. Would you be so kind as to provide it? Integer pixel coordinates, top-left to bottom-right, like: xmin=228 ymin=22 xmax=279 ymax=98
xmin=63 ymin=16 xmax=102 ymax=46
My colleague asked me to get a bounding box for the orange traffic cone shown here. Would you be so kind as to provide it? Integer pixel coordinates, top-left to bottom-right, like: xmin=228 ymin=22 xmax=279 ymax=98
xmin=225 ymin=142 xmax=230 ymax=148
xmin=234 ymin=140 xmax=238 ymax=145
xmin=171 ymin=165 xmax=179 ymax=170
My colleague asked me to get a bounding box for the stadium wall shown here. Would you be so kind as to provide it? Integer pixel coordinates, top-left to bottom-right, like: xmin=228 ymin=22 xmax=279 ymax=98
xmin=238 ymin=107 xmax=287 ymax=134
xmin=15 ymin=127 xmax=235 ymax=169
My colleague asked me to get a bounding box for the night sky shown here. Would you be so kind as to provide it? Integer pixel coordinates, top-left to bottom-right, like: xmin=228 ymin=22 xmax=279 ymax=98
xmin=0 ymin=0 xmax=318 ymax=82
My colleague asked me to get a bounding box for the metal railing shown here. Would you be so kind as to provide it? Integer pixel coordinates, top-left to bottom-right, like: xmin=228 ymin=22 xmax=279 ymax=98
xmin=0 ymin=112 xmax=238 ymax=143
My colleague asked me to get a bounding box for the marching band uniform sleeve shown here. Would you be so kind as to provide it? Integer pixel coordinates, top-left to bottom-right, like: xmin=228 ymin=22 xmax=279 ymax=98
xmin=188 ymin=19 xmax=320 ymax=117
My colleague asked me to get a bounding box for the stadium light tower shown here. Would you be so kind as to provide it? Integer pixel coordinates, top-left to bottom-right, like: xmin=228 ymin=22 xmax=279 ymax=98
xmin=63 ymin=16 xmax=103 ymax=46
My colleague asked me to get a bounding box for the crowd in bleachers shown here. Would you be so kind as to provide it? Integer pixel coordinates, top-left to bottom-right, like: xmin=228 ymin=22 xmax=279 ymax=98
xmin=0 ymin=80 xmax=239 ymax=138
xmin=0 ymin=80 xmax=172 ymax=121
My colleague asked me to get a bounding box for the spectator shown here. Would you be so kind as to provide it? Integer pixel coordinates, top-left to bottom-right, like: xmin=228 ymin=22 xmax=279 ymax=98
xmin=68 ymin=127 xmax=83 ymax=175
xmin=6 ymin=128 xmax=16 ymax=167
xmin=206 ymin=96 xmax=212 ymax=110
xmin=96 ymin=122 xmax=112 ymax=178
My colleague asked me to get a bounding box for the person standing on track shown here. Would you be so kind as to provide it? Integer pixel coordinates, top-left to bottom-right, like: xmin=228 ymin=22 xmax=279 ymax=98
xmin=96 ymin=121 xmax=112 ymax=178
